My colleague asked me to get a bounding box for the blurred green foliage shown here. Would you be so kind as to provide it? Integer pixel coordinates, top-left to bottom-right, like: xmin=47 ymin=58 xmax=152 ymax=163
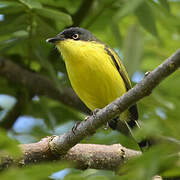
xmin=0 ymin=0 xmax=180 ymax=179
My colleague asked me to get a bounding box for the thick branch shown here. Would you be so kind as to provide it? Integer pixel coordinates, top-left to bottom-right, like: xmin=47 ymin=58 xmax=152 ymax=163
xmin=64 ymin=144 xmax=139 ymax=170
xmin=0 ymin=58 xmax=89 ymax=114
xmin=49 ymin=49 xmax=180 ymax=155
xmin=0 ymin=140 xmax=163 ymax=180
xmin=0 ymin=136 xmax=140 ymax=170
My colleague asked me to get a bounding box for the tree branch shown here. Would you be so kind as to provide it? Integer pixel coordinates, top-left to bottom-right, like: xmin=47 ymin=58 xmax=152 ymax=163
xmin=0 ymin=58 xmax=90 ymax=114
xmin=0 ymin=136 xmax=140 ymax=170
xmin=0 ymin=140 xmax=163 ymax=180
xmin=49 ymin=49 xmax=180 ymax=155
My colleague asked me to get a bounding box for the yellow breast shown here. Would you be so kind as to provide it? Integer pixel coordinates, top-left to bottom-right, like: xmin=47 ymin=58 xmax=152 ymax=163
xmin=56 ymin=40 xmax=127 ymax=111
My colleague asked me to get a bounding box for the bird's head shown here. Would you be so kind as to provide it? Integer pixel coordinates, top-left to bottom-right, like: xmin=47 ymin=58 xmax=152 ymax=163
xmin=46 ymin=27 xmax=102 ymax=61
xmin=46 ymin=27 xmax=98 ymax=44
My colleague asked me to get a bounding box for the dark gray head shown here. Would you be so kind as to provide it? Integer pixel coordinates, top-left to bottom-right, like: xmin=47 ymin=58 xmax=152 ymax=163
xmin=46 ymin=27 xmax=98 ymax=44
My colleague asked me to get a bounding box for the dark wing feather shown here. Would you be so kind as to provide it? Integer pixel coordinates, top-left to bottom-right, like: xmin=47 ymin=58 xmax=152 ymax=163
xmin=104 ymin=46 xmax=138 ymax=122
xmin=104 ymin=47 xmax=131 ymax=90
xmin=104 ymin=46 xmax=151 ymax=151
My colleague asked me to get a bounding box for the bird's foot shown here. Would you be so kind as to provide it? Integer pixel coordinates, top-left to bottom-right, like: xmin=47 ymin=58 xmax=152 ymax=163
xmin=84 ymin=109 xmax=100 ymax=121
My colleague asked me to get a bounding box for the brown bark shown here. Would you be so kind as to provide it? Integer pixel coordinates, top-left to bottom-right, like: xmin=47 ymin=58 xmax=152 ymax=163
xmin=15 ymin=137 xmax=140 ymax=170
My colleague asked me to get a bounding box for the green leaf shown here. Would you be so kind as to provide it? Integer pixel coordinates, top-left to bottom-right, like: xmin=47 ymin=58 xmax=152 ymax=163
xmin=12 ymin=30 xmax=29 ymax=38
xmin=37 ymin=0 xmax=82 ymax=14
xmin=0 ymin=78 xmax=16 ymax=97
xmin=33 ymin=7 xmax=72 ymax=26
xmin=0 ymin=14 xmax=27 ymax=36
xmin=0 ymin=162 xmax=70 ymax=180
xmin=135 ymin=1 xmax=158 ymax=37
xmin=0 ymin=128 xmax=21 ymax=157
xmin=114 ymin=0 xmax=145 ymax=20
xmin=147 ymin=1 xmax=179 ymax=30
xmin=123 ymin=24 xmax=143 ymax=77
xmin=162 ymin=167 xmax=180 ymax=178
xmin=118 ymin=145 xmax=178 ymax=180
xmin=159 ymin=0 xmax=170 ymax=12
xmin=110 ymin=20 xmax=123 ymax=47
xmin=34 ymin=49 xmax=63 ymax=92
xmin=19 ymin=0 xmax=42 ymax=9
xmin=34 ymin=15 xmax=57 ymax=37
xmin=0 ymin=1 xmax=24 ymax=14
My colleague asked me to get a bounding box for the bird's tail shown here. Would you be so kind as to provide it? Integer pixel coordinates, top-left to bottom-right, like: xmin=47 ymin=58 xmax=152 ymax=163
xmin=124 ymin=119 xmax=150 ymax=151
xmin=108 ymin=104 xmax=150 ymax=152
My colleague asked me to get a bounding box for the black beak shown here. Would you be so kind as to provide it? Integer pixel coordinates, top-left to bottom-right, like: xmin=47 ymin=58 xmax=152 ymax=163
xmin=46 ymin=36 xmax=64 ymax=44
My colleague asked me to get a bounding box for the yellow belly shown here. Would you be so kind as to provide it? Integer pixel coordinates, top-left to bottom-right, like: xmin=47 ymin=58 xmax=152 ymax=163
xmin=58 ymin=40 xmax=127 ymax=111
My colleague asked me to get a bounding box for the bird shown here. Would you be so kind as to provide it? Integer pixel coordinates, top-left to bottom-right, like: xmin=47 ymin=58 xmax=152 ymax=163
xmin=46 ymin=27 xmax=148 ymax=150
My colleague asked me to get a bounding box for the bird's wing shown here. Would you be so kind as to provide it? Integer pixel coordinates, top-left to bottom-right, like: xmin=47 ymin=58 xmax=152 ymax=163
xmin=104 ymin=46 xmax=150 ymax=151
xmin=104 ymin=47 xmax=131 ymax=90
xmin=104 ymin=46 xmax=138 ymax=121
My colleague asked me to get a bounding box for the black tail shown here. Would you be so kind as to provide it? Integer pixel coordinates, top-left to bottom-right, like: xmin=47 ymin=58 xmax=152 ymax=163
xmin=108 ymin=104 xmax=150 ymax=152
xmin=125 ymin=119 xmax=150 ymax=151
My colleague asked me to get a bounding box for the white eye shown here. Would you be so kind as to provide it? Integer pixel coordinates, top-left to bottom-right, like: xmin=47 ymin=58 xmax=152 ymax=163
xmin=72 ymin=34 xmax=79 ymax=40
